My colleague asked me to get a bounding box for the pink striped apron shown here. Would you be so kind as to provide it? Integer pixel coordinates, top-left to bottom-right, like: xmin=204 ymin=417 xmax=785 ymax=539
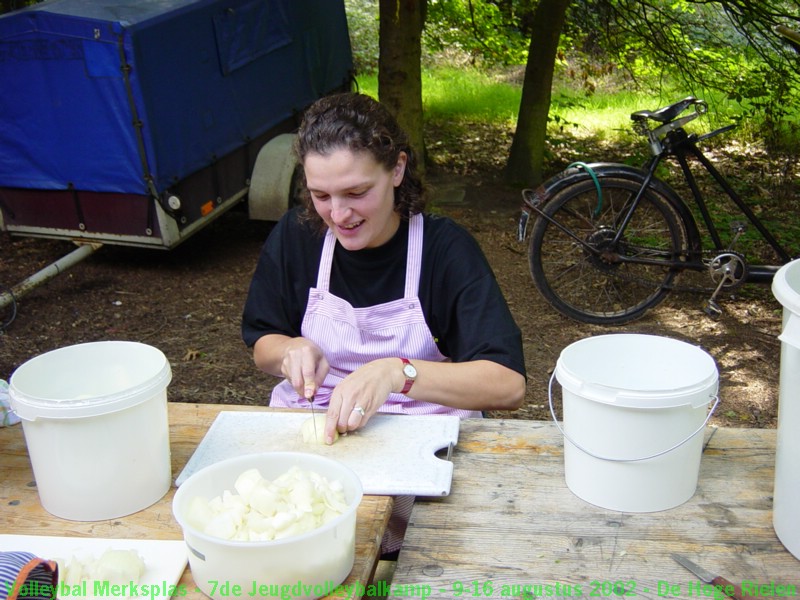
xmin=270 ymin=213 xmax=480 ymax=554
xmin=270 ymin=213 xmax=481 ymax=418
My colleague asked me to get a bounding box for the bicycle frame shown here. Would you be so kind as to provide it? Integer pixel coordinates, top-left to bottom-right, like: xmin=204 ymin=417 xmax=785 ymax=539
xmin=662 ymin=127 xmax=792 ymax=277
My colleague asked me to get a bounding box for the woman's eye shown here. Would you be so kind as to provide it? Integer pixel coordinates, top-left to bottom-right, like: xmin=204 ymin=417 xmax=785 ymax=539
xmin=310 ymin=192 xmax=329 ymax=201
xmin=349 ymin=190 xmax=368 ymax=198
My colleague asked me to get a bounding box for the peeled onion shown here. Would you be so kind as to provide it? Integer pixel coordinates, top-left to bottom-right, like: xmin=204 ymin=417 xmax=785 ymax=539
xmin=301 ymin=414 xmax=338 ymax=445
xmin=186 ymin=466 xmax=348 ymax=542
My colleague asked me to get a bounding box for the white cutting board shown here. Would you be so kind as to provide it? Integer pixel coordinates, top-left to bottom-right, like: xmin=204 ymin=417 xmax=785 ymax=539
xmin=0 ymin=534 xmax=187 ymax=592
xmin=176 ymin=412 xmax=459 ymax=496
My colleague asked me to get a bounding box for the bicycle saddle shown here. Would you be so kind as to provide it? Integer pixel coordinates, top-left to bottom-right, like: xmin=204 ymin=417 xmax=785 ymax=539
xmin=631 ymin=97 xmax=702 ymax=123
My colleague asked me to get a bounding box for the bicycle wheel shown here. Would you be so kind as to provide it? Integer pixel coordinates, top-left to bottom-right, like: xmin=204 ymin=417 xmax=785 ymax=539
xmin=529 ymin=176 xmax=687 ymax=325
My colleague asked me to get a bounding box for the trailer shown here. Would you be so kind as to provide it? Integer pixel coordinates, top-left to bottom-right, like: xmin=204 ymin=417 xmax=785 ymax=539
xmin=0 ymin=0 xmax=352 ymax=315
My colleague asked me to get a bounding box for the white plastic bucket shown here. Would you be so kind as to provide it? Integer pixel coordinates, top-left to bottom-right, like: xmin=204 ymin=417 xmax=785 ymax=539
xmin=8 ymin=341 xmax=172 ymax=521
xmin=553 ymin=334 xmax=719 ymax=512
xmin=771 ymin=259 xmax=800 ymax=560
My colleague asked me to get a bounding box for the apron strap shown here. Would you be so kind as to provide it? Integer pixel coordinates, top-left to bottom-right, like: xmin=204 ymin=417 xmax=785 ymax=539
xmin=316 ymin=229 xmax=336 ymax=292
xmin=316 ymin=214 xmax=424 ymax=297
xmin=404 ymin=214 xmax=423 ymax=299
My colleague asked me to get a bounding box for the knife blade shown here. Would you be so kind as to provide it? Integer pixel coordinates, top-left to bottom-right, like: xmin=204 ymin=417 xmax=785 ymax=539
xmin=671 ymin=554 xmax=744 ymax=600
xmin=308 ymin=394 xmax=317 ymax=440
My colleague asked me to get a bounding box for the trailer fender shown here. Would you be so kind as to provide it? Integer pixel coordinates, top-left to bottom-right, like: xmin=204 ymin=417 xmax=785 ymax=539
xmin=248 ymin=133 xmax=299 ymax=222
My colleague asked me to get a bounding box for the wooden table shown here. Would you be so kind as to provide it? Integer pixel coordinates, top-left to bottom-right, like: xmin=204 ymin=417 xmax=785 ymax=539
xmin=0 ymin=403 xmax=394 ymax=600
xmin=389 ymin=419 xmax=799 ymax=600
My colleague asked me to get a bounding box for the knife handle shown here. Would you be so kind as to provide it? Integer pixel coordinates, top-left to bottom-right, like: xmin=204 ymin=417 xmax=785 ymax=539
xmin=711 ymin=576 xmax=744 ymax=600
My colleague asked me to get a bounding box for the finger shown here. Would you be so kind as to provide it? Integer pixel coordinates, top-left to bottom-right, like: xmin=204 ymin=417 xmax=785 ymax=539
xmin=309 ymin=354 xmax=330 ymax=400
xmin=324 ymin=406 xmax=340 ymax=445
xmin=347 ymin=404 xmax=367 ymax=431
xmin=300 ymin=347 xmax=318 ymax=397
xmin=280 ymin=344 xmax=305 ymax=395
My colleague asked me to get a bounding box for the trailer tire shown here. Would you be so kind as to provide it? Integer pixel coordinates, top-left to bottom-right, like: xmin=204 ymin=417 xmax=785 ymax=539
xmin=248 ymin=133 xmax=299 ymax=222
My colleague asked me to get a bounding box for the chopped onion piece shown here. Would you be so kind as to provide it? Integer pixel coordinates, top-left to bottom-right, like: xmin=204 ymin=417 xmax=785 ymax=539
xmin=54 ymin=549 xmax=145 ymax=598
xmin=188 ymin=466 xmax=348 ymax=541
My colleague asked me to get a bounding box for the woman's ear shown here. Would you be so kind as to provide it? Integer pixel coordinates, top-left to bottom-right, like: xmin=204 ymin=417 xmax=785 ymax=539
xmin=392 ymin=152 xmax=408 ymax=186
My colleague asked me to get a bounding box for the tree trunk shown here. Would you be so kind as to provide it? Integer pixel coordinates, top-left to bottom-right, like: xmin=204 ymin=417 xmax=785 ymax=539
xmin=504 ymin=0 xmax=571 ymax=187
xmin=378 ymin=0 xmax=426 ymax=172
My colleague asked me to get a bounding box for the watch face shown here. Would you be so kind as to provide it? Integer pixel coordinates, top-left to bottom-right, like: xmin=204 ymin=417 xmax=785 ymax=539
xmin=403 ymin=363 xmax=417 ymax=378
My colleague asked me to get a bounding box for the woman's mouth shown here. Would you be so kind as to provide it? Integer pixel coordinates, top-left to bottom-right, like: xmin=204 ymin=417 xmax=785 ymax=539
xmin=338 ymin=220 xmax=364 ymax=232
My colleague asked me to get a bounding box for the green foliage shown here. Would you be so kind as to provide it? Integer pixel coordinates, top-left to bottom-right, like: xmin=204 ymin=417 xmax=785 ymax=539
xmin=570 ymin=0 xmax=800 ymax=148
xmin=344 ymin=0 xmax=380 ymax=74
xmin=348 ymin=0 xmax=800 ymax=154
xmin=0 ymin=0 xmax=40 ymax=14
xmin=361 ymin=60 xmax=800 ymax=152
xmin=424 ymin=0 xmax=531 ymax=66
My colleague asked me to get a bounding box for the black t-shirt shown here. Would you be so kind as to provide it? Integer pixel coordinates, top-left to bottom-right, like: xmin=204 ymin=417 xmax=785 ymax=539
xmin=241 ymin=207 xmax=526 ymax=377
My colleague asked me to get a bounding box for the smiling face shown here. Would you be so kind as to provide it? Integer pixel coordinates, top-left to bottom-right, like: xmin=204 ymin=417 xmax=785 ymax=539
xmin=304 ymin=148 xmax=408 ymax=250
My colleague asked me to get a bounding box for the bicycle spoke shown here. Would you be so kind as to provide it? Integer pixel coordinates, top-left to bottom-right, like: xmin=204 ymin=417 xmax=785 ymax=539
xmin=529 ymin=177 xmax=686 ymax=324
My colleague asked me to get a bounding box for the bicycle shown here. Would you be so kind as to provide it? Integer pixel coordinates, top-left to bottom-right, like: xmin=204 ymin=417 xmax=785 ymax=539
xmin=518 ymin=96 xmax=797 ymax=325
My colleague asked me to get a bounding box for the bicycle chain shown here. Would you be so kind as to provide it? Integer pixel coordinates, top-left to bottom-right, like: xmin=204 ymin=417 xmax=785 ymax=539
xmin=592 ymin=247 xmax=748 ymax=294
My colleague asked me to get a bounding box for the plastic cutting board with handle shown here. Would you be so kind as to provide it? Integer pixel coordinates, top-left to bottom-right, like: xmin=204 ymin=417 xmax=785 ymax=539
xmin=176 ymin=412 xmax=460 ymax=496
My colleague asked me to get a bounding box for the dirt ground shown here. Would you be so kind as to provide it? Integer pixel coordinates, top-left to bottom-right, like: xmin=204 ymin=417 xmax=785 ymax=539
xmin=0 ymin=162 xmax=788 ymax=429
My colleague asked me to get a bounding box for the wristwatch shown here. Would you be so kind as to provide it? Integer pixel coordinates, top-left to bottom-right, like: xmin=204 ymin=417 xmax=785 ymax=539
xmin=399 ymin=358 xmax=417 ymax=394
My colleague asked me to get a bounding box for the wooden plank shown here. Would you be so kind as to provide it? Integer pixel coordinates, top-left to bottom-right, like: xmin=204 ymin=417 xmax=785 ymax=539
xmin=0 ymin=402 xmax=393 ymax=600
xmin=389 ymin=420 xmax=799 ymax=600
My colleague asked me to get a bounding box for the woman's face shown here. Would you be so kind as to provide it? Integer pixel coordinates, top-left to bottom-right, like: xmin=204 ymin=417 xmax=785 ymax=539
xmin=304 ymin=148 xmax=407 ymax=251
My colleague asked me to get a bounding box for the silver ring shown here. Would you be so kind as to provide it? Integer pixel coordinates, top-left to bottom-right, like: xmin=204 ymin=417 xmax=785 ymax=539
xmin=352 ymin=406 xmax=366 ymax=417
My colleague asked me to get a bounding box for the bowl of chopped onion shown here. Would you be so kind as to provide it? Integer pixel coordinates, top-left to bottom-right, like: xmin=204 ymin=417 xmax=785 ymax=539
xmin=172 ymin=452 xmax=363 ymax=600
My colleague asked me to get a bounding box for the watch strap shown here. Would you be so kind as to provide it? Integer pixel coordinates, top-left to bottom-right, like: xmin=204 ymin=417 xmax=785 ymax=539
xmin=400 ymin=357 xmax=415 ymax=394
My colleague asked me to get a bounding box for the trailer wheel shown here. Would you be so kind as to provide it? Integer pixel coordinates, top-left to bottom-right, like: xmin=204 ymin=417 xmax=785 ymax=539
xmin=248 ymin=133 xmax=299 ymax=222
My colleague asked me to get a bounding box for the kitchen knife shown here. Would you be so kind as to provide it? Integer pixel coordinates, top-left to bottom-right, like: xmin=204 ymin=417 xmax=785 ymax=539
xmin=671 ymin=554 xmax=744 ymax=600
xmin=308 ymin=394 xmax=317 ymax=440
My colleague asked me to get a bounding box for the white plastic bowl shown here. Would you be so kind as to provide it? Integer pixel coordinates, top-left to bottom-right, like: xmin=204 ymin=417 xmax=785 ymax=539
xmin=173 ymin=452 xmax=363 ymax=600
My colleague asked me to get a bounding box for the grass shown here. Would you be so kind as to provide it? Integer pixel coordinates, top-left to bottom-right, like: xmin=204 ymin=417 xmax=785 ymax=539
xmin=359 ymin=68 xmax=667 ymax=132
xmin=356 ymin=68 xmax=520 ymax=124
xmin=356 ymin=67 xmax=771 ymax=144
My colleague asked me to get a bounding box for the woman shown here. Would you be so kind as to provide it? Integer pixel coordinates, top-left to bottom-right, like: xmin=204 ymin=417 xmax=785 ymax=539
xmin=242 ymin=92 xmax=526 ymax=439
xmin=242 ymin=92 xmax=526 ymax=553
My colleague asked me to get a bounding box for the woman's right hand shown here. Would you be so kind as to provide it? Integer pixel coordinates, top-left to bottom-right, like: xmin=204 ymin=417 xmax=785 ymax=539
xmin=279 ymin=337 xmax=329 ymax=399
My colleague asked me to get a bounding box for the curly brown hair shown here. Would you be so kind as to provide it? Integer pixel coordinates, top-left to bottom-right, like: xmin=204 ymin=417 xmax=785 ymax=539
xmin=294 ymin=93 xmax=427 ymax=231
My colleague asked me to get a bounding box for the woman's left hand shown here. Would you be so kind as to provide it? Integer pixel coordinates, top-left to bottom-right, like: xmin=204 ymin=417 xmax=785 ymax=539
xmin=324 ymin=358 xmax=400 ymax=441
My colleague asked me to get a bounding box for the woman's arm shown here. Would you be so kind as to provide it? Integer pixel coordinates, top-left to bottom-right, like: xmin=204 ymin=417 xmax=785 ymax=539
xmin=400 ymin=358 xmax=525 ymax=411
xmin=326 ymin=357 xmax=525 ymax=441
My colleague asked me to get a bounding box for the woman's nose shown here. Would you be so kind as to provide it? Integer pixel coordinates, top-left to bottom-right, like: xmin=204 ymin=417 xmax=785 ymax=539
xmin=330 ymin=197 xmax=352 ymax=221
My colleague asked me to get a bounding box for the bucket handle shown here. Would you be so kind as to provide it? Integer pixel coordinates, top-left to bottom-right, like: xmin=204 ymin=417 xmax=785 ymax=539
xmin=548 ymin=371 xmax=720 ymax=463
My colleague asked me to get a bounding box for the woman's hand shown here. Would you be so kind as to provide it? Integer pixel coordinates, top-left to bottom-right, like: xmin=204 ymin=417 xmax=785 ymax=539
xmin=324 ymin=358 xmax=401 ymax=442
xmin=252 ymin=334 xmax=329 ymax=400
xmin=279 ymin=337 xmax=330 ymax=400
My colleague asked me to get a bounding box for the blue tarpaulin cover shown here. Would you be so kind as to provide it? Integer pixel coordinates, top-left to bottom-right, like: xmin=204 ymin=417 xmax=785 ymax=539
xmin=0 ymin=0 xmax=352 ymax=196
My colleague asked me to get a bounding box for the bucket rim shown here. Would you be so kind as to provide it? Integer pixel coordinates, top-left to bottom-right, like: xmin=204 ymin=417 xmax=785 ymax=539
xmin=8 ymin=341 xmax=172 ymax=420
xmin=554 ymin=333 xmax=718 ymax=409
xmin=772 ymin=258 xmax=800 ymax=312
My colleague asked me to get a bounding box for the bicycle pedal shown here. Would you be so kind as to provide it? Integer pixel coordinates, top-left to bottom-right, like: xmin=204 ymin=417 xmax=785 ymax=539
xmin=703 ymin=299 xmax=722 ymax=319
xmin=729 ymin=220 xmax=748 ymax=234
